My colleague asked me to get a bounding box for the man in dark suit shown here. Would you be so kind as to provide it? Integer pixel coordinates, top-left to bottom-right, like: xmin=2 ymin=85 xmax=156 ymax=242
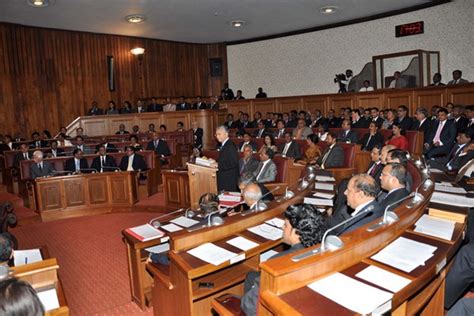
xmin=221 ymin=83 xmax=234 ymax=100
xmin=146 ymin=132 xmax=171 ymax=162
xmin=65 ymin=149 xmax=90 ymax=173
xmin=30 ymin=150 xmax=56 ymax=179
xmin=239 ymin=144 xmax=259 ymax=175
xmin=326 ymin=109 xmax=341 ymax=128
xmin=328 ymin=174 xmax=383 ymax=234
xmin=94 ymin=138 xmax=118 ymax=153
xmin=238 ymin=133 xmax=258 ymax=152
xmin=428 ymin=73 xmax=445 ymax=87
xmin=192 ymin=96 xmax=207 ymax=110
xmin=451 ymin=105 xmax=469 ymax=133
xmin=429 ymin=131 xmax=473 ymax=171
xmin=119 ymin=146 xmax=148 ymax=171
xmin=255 ymin=87 xmax=267 ymax=98
xmin=147 ymin=97 xmax=163 ymax=112
xmin=224 ymin=113 xmax=236 ymax=129
xmin=316 ymin=132 xmax=344 ymax=168
xmin=214 ymin=126 xmax=240 ymax=192
xmin=445 ymin=243 xmax=474 ymax=312
xmin=359 ymin=122 xmax=384 ymax=151
xmin=87 ymin=101 xmax=104 ymax=115
xmin=447 ymin=70 xmax=469 ymax=85
xmin=396 ymin=105 xmax=414 ymax=130
xmin=274 ymin=120 xmax=286 ymax=139
xmin=253 ymin=147 xmax=277 ymax=183
xmin=278 ymin=132 xmax=301 ymax=159
xmin=337 ymin=119 xmax=358 ymax=143
xmin=115 ymin=124 xmax=130 ymax=135
xmin=351 ymin=109 xmax=369 ymax=128
xmin=413 ymin=107 xmax=433 ymax=144
xmin=253 ymin=121 xmax=269 ymax=139
xmin=176 ymin=96 xmax=191 ymax=111
xmin=91 ymin=145 xmax=117 ymax=172
xmin=13 ymin=143 xmax=31 ymax=169
xmin=370 ymin=107 xmax=384 ymax=128
xmin=29 ymin=132 xmax=48 ymax=149
xmin=424 ymin=107 xmax=457 ymax=158
xmin=46 ymin=140 xmax=64 ymax=158
xmin=378 ymin=163 xmax=410 ymax=211
xmin=235 ymin=113 xmax=254 ymax=131
xmin=133 ymin=100 xmax=147 ymax=113
xmin=191 ymin=122 xmax=204 ymax=149
xmin=73 ymin=136 xmax=93 ymax=154
xmin=367 ymin=145 xmax=384 ymax=186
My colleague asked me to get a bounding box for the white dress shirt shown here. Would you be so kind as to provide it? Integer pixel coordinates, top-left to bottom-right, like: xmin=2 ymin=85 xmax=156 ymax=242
xmin=352 ymin=200 xmax=373 ymax=217
xmin=127 ymin=154 xmax=134 ymax=171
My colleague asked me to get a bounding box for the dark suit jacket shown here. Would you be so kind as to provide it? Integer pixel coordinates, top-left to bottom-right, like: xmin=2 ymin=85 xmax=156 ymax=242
xmin=192 ymin=102 xmax=208 ymax=110
xmin=367 ymin=161 xmax=383 ymax=185
xmin=13 ymin=152 xmax=31 ymax=169
xmin=235 ymin=121 xmax=255 ymax=130
xmin=278 ymin=141 xmax=301 ymax=159
xmin=371 ymin=117 xmax=384 ymax=128
xmin=352 ymin=118 xmax=369 ymax=129
xmin=46 ymin=148 xmax=65 ymax=157
xmin=217 ymin=139 xmax=240 ymax=191
xmin=452 ymin=117 xmax=469 ymax=133
xmin=359 ymin=132 xmax=384 ymax=151
xmin=147 ymin=103 xmax=163 ymax=112
xmin=378 ymin=187 xmax=410 ymax=212
xmin=238 ymin=141 xmax=258 ymax=152
xmin=91 ymin=155 xmax=117 ymax=172
xmin=340 ymin=200 xmax=384 ymax=234
xmin=239 ymin=157 xmax=259 ymax=175
xmin=119 ymin=154 xmax=148 ymax=171
xmin=429 ymin=145 xmax=474 ymax=171
xmin=133 ymin=107 xmax=146 ymax=113
xmin=146 ymin=139 xmax=171 ymax=156
xmin=253 ymin=128 xmax=270 ymax=139
xmin=224 ymin=121 xmax=236 ymax=129
xmin=396 ymin=117 xmax=414 ymax=131
xmin=338 ymin=130 xmax=358 ymax=143
xmin=327 ymin=117 xmax=341 ymax=128
xmin=192 ymin=128 xmax=203 ymax=148
xmin=65 ymin=158 xmax=89 ymax=173
xmin=255 ymin=92 xmax=267 ymax=98
xmin=316 ymin=144 xmax=344 ymax=168
xmin=87 ymin=107 xmax=104 ymax=115
xmin=30 ymin=161 xmax=56 ymax=179
xmin=29 ymin=140 xmax=48 ymax=149
xmin=176 ymin=102 xmax=191 ymax=111
xmin=95 ymin=143 xmax=118 ymax=153
xmin=413 ymin=118 xmax=433 ymax=144
xmin=425 ymin=119 xmax=457 ymax=157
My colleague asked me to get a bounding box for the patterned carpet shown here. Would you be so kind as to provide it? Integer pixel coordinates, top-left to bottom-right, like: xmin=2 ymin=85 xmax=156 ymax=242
xmin=11 ymin=212 xmax=162 ymax=315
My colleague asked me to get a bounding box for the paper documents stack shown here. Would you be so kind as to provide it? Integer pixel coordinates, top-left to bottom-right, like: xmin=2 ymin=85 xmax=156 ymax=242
xmin=414 ymin=214 xmax=456 ymax=241
xmin=14 ymin=249 xmax=43 ymax=266
xmin=371 ymin=237 xmax=437 ymax=273
xmin=187 ymin=243 xmax=238 ymax=266
xmin=431 ymin=191 xmax=474 ymax=207
xmin=125 ymin=224 xmax=165 ymax=242
xmin=247 ymin=223 xmax=283 ymax=241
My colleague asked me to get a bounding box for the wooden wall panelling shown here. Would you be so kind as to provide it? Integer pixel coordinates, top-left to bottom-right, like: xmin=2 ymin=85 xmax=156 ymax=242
xmin=82 ymin=119 xmax=108 ymax=136
xmin=414 ymin=89 xmax=445 ymax=113
xmin=63 ymin=178 xmax=86 ymax=207
xmin=277 ymin=97 xmax=303 ymax=114
xmin=384 ymin=91 xmax=413 ymax=112
xmin=88 ymin=177 xmax=109 ymax=204
xmin=355 ymin=93 xmax=384 ymax=109
xmin=0 ymin=23 xmax=227 ymax=136
xmin=108 ymin=116 xmax=135 ymax=135
xmin=225 ymin=100 xmax=251 ymax=119
xmin=447 ymin=85 xmax=474 ymax=105
xmin=252 ymin=99 xmax=276 ymax=119
xmin=303 ymin=96 xmax=327 ymax=116
xmin=328 ymin=95 xmax=354 ymax=114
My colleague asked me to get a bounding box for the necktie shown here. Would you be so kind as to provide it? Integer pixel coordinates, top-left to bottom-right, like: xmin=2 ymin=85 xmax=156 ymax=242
xmin=24 ymin=153 xmax=27 ymax=159
xmin=278 ymin=130 xmax=283 ymax=138
xmin=76 ymin=160 xmax=80 ymax=171
xmin=321 ymin=147 xmax=332 ymax=168
xmin=283 ymin=143 xmax=290 ymax=155
xmin=365 ymin=135 xmax=372 ymax=149
xmin=433 ymin=121 xmax=445 ymax=144
xmin=38 ymin=164 xmax=42 ymax=171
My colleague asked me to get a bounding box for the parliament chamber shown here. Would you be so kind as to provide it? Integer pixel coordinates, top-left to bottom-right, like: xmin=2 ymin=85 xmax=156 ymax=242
xmin=1 ymin=1 xmax=474 ymax=315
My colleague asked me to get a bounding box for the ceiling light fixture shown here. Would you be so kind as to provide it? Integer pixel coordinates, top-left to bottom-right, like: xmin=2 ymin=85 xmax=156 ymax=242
xmin=126 ymin=14 xmax=146 ymax=24
xmin=231 ymin=20 xmax=245 ymax=28
xmin=320 ymin=6 xmax=338 ymax=14
xmin=130 ymin=47 xmax=145 ymax=55
xmin=27 ymin=0 xmax=50 ymax=7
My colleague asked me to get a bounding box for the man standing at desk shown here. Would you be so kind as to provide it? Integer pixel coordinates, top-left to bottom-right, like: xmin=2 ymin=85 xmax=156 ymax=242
xmin=213 ymin=126 xmax=239 ymax=192
xmin=30 ymin=150 xmax=55 ymax=179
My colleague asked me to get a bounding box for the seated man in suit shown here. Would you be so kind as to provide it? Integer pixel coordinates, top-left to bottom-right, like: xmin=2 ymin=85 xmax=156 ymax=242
xmin=429 ymin=130 xmax=473 ymax=172
xmin=359 ymin=121 xmax=384 ymax=151
xmin=65 ymin=149 xmax=90 ymax=173
xmin=330 ymin=173 xmax=382 ymax=234
xmin=115 ymin=123 xmax=130 ymax=135
xmin=13 ymin=143 xmax=31 ymax=169
xmin=29 ymin=132 xmax=47 ymax=149
xmin=238 ymin=133 xmax=258 ymax=152
xmin=351 ymin=109 xmax=370 ymax=129
xmin=292 ymin=119 xmax=312 ymax=140
xmin=145 ymin=132 xmax=171 ymax=164
xmin=191 ymin=121 xmax=203 ymax=149
xmin=30 ymin=150 xmax=55 ymax=179
xmin=395 ymin=105 xmax=414 ymax=131
xmin=274 ymin=120 xmax=286 ymax=139
xmin=447 ymin=69 xmax=469 ymax=85
xmin=413 ymin=107 xmax=432 ymax=144
xmin=253 ymin=147 xmax=277 ymax=183
xmin=87 ymin=101 xmax=103 ymax=116
xmin=241 ymin=203 xmax=327 ymax=315
xmin=337 ymin=119 xmax=358 ymax=143
xmin=95 ymin=137 xmax=118 ymax=153
xmin=424 ymin=107 xmax=456 ymax=159
xmin=91 ymin=145 xmax=117 ymax=172
xmin=192 ymin=96 xmax=207 ymax=110
xmin=386 ymin=148 xmax=413 ymax=192
xmin=74 ymin=136 xmax=92 ymax=154
xmin=119 ymin=146 xmax=148 ymax=172
xmin=176 ymin=96 xmax=190 ymax=111
xmin=46 ymin=140 xmax=64 ymax=158
xmin=367 ymin=145 xmax=384 ymax=186
xmin=378 ymin=163 xmax=410 ymax=211
xmin=278 ymin=132 xmax=301 ymax=159
xmin=253 ymin=121 xmax=269 ymax=139
xmin=370 ymin=107 xmax=384 ymax=128
xmin=316 ymin=132 xmax=344 ymax=169
xmin=239 ymin=145 xmax=259 ymax=176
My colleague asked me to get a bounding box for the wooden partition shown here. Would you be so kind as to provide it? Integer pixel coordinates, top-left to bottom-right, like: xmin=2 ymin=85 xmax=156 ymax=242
xmin=222 ymin=84 xmax=474 ymax=119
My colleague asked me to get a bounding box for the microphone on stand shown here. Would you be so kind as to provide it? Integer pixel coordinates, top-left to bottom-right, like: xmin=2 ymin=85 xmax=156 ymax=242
xmin=241 ymin=186 xmax=280 ymax=216
xmin=292 ymin=205 xmax=375 ymax=262
xmin=148 ymin=208 xmax=186 ymax=228
xmin=366 ymin=193 xmax=415 ymax=232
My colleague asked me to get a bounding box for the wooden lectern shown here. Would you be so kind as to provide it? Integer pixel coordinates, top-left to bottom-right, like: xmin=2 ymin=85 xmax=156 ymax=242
xmin=186 ymin=163 xmax=217 ymax=209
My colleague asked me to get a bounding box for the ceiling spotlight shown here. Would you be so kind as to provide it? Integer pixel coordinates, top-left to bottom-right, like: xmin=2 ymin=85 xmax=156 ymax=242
xmin=27 ymin=0 xmax=50 ymax=7
xmin=130 ymin=47 xmax=145 ymax=55
xmin=320 ymin=6 xmax=338 ymax=14
xmin=231 ymin=20 xmax=245 ymax=28
xmin=126 ymin=15 xmax=146 ymax=24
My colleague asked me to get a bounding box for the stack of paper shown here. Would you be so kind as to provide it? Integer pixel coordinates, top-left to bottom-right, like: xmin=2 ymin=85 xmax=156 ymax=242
xmin=145 ymin=243 xmax=170 ymax=254
xmin=355 ymin=265 xmax=411 ymax=293
xmin=36 ymin=288 xmax=60 ymax=311
xmin=14 ymin=249 xmax=43 ymax=266
xmin=219 ymin=192 xmax=243 ymax=208
xmin=195 ymin=157 xmax=213 ymax=167
xmin=187 ymin=243 xmax=238 ymax=266
xmin=431 ymin=191 xmax=474 ymax=207
xmin=265 ymin=217 xmax=285 ymax=228
xmin=125 ymin=224 xmax=165 ymax=242
xmin=315 ymin=182 xmax=334 ymax=191
xmin=434 ymin=183 xmax=467 ymax=194
xmin=313 ymin=192 xmax=335 ymax=199
xmin=226 ymin=236 xmax=259 ymax=251
xmin=247 ymin=223 xmax=283 ymax=241
xmin=308 ymin=272 xmax=393 ymax=315
xmin=371 ymin=237 xmax=437 ymax=273
xmin=414 ymin=214 xmax=456 ymax=241
xmin=170 ymin=216 xmax=199 ymax=228
xmin=315 ymin=175 xmax=335 ymax=182
xmin=161 ymin=223 xmax=183 ymax=232
xmin=304 ymin=197 xmax=333 ymax=206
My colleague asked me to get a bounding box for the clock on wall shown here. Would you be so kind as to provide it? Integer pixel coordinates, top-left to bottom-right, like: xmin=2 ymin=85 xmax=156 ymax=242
xmin=396 ymin=21 xmax=424 ymax=37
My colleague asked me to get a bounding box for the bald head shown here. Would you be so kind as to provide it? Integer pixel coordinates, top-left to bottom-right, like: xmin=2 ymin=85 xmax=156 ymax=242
xmin=243 ymin=183 xmax=262 ymax=206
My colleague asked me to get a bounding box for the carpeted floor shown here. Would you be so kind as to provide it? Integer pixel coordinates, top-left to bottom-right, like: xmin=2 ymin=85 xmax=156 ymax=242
xmin=11 ymin=211 xmax=163 ymax=315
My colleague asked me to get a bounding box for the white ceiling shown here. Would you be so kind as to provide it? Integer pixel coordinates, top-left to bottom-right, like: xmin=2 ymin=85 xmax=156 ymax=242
xmin=0 ymin=0 xmax=439 ymax=43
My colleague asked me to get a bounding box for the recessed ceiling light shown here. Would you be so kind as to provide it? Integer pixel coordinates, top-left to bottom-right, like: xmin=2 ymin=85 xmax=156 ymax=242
xmin=130 ymin=47 xmax=145 ymax=55
xmin=27 ymin=0 xmax=50 ymax=7
xmin=126 ymin=14 xmax=146 ymax=24
xmin=320 ymin=6 xmax=338 ymax=14
xmin=231 ymin=20 xmax=245 ymax=28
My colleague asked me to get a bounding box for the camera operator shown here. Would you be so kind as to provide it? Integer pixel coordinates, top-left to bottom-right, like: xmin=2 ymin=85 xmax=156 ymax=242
xmin=334 ymin=69 xmax=353 ymax=93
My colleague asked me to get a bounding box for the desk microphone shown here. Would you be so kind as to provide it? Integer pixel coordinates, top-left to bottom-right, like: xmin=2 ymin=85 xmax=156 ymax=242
xmin=148 ymin=208 xmax=185 ymax=228
xmin=291 ymin=205 xmax=374 ymax=262
xmin=241 ymin=186 xmax=280 ymax=216
xmin=366 ymin=193 xmax=415 ymax=232
xmin=102 ymin=166 xmax=121 ymax=172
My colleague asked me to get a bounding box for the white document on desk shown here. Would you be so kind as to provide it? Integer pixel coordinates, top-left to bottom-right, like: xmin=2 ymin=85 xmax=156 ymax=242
xmin=414 ymin=214 xmax=455 ymax=241
xmin=313 ymin=192 xmax=335 ymax=199
xmin=315 ymin=175 xmax=336 ymax=182
xmin=247 ymin=223 xmax=283 ymax=241
xmin=161 ymin=223 xmax=183 ymax=232
xmin=187 ymin=243 xmax=238 ymax=266
xmin=371 ymin=237 xmax=437 ymax=273
xmin=308 ymin=272 xmax=393 ymax=315
xmin=260 ymin=250 xmax=279 ymax=262
xmin=170 ymin=216 xmax=200 ymax=228
xmin=304 ymin=197 xmax=333 ymax=206
xmin=226 ymin=236 xmax=259 ymax=251
xmin=356 ymin=265 xmax=411 ymax=293
xmin=434 ymin=184 xmax=467 ymax=194
xmin=14 ymin=249 xmax=43 ymax=266
xmin=37 ymin=288 xmax=60 ymax=311
xmin=315 ymin=182 xmax=334 ymax=191
xmin=145 ymin=243 xmax=170 ymax=254
xmin=265 ymin=217 xmax=285 ymax=228
xmin=431 ymin=192 xmax=474 ymax=207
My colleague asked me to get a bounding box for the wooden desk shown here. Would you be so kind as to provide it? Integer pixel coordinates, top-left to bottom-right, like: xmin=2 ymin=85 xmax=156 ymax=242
xmin=33 ymin=171 xmax=138 ymax=221
xmin=162 ymin=169 xmax=191 ymax=209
